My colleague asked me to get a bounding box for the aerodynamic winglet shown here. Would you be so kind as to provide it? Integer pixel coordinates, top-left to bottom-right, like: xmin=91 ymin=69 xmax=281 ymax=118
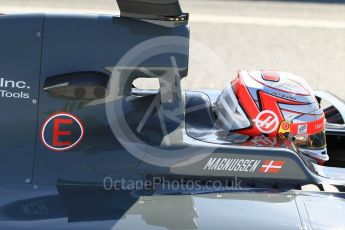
xmin=116 ymin=0 xmax=188 ymax=24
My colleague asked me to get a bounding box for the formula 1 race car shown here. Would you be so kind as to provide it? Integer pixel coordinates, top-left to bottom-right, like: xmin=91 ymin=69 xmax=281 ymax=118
xmin=1 ymin=0 xmax=345 ymax=229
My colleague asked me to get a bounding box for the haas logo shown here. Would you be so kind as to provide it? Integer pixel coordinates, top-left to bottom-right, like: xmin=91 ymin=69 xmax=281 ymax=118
xmin=254 ymin=110 xmax=279 ymax=134
xmin=251 ymin=135 xmax=277 ymax=147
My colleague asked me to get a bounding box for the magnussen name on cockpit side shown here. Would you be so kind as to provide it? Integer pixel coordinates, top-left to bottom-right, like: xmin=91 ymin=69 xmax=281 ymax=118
xmin=203 ymin=158 xmax=261 ymax=172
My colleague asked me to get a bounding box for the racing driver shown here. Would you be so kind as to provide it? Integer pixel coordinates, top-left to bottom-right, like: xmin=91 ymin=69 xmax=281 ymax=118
xmin=215 ymin=70 xmax=329 ymax=165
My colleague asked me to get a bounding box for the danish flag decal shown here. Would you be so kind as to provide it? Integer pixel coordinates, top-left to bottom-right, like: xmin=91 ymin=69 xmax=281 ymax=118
xmin=259 ymin=160 xmax=285 ymax=173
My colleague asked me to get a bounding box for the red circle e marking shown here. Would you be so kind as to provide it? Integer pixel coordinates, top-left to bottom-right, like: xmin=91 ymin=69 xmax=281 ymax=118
xmin=40 ymin=113 xmax=84 ymax=152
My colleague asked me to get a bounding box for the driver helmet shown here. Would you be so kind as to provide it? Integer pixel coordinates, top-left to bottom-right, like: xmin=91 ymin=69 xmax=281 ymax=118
xmin=215 ymin=70 xmax=329 ymax=165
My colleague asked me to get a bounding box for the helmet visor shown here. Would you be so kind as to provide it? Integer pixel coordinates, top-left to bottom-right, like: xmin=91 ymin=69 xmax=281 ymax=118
xmin=292 ymin=131 xmax=326 ymax=149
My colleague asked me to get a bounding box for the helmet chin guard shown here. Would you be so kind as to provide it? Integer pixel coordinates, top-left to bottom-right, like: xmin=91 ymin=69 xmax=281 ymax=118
xmin=299 ymin=147 xmax=329 ymax=165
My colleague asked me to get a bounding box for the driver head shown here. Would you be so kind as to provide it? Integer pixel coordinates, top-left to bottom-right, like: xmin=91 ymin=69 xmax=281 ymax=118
xmin=215 ymin=70 xmax=328 ymax=165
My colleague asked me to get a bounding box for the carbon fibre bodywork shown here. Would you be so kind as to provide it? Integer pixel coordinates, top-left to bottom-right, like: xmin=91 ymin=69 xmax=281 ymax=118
xmin=0 ymin=184 xmax=344 ymax=230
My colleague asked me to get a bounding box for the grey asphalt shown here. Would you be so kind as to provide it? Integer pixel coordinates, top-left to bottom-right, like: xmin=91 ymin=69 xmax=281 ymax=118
xmin=1 ymin=0 xmax=345 ymax=98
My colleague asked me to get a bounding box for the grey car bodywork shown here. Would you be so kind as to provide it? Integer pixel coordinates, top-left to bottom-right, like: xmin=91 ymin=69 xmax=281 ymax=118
xmin=1 ymin=0 xmax=345 ymax=229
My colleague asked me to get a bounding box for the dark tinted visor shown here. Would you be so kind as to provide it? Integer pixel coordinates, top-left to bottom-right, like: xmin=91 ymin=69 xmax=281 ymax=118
xmin=293 ymin=131 xmax=326 ymax=149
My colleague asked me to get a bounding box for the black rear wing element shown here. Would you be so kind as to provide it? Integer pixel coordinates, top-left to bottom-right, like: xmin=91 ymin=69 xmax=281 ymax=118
xmin=116 ymin=0 xmax=188 ymax=22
